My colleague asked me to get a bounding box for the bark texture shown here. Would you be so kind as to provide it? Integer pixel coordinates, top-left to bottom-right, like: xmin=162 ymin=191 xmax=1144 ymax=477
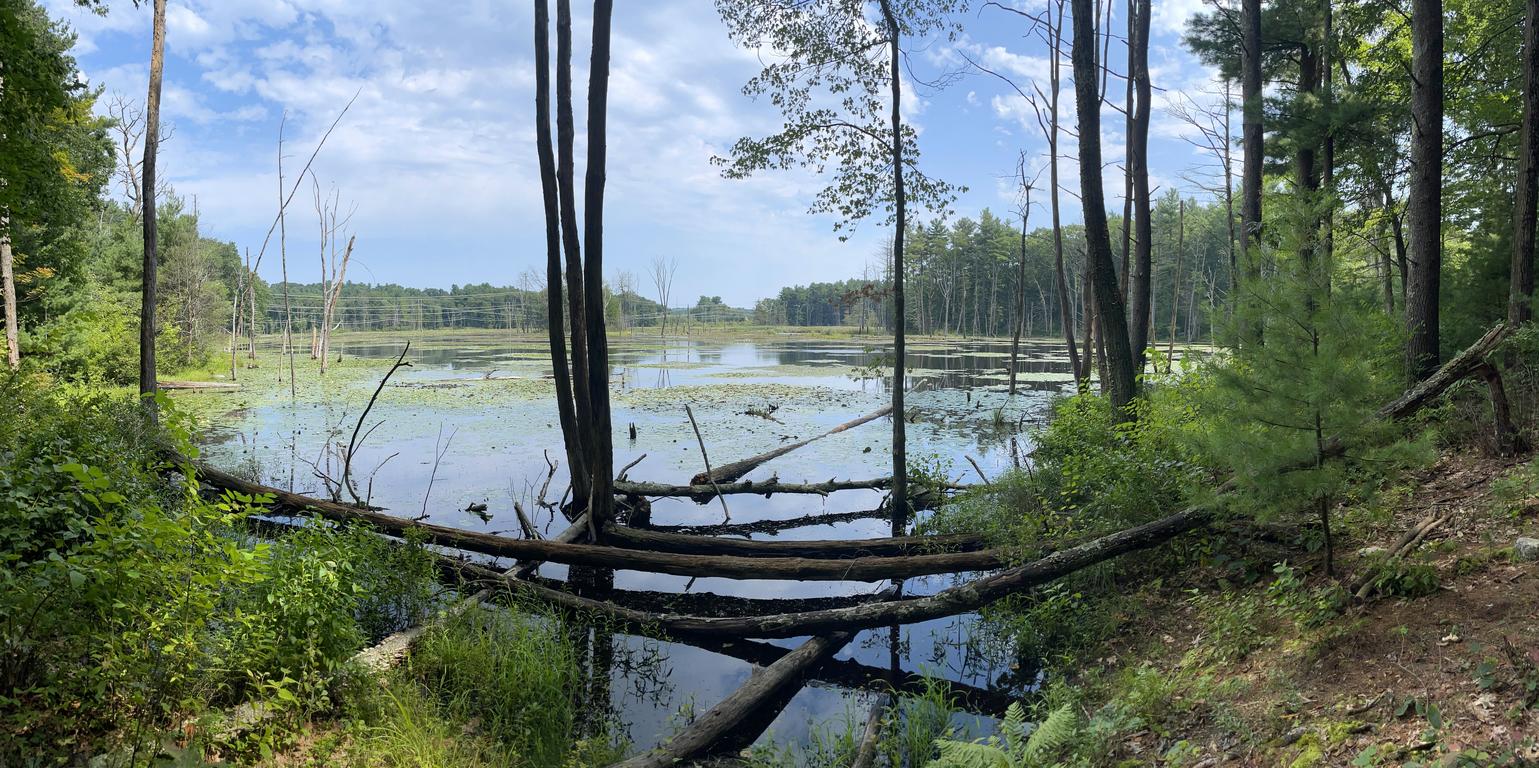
xmin=1405 ymin=0 xmax=1443 ymax=379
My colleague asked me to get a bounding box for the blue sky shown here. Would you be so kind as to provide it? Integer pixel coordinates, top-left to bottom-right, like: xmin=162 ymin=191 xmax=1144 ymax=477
xmin=44 ymin=0 xmax=1229 ymax=307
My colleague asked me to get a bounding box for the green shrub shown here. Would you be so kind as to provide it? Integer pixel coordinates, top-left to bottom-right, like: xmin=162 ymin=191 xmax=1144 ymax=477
xmin=0 ymin=375 xmax=439 ymax=764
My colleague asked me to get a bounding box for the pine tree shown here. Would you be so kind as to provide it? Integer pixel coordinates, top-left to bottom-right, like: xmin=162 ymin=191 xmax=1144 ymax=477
xmin=1204 ymin=193 xmax=1424 ymax=576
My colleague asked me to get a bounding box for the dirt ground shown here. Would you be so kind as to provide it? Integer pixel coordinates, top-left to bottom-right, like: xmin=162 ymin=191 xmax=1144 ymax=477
xmin=1093 ymin=451 xmax=1539 ymax=766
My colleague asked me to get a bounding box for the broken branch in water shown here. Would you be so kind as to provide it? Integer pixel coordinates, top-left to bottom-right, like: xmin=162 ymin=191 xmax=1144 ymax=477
xmin=684 ymin=404 xmax=731 ymax=522
xmin=341 ymin=343 xmax=411 ymax=506
xmin=692 ymin=404 xmax=894 ymax=485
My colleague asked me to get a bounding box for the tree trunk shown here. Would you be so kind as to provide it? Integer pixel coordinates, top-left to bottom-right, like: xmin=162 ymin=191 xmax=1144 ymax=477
xmin=878 ymin=0 xmax=909 ymax=531
xmin=1010 ymin=195 xmax=1030 ymax=396
xmin=582 ymin=0 xmax=616 ymax=530
xmin=1240 ymin=0 xmax=1263 ymax=332
xmin=1513 ymin=0 xmax=1539 ymax=325
xmin=1046 ymin=3 xmax=1082 ymax=382
xmin=534 ymin=0 xmax=585 ymax=490
xmin=1 ymin=215 xmax=18 ymax=371
xmin=1128 ymin=0 xmax=1153 ymax=369
xmin=556 ymin=0 xmax=593 ymax=502
xmin=1071 ymin=0 xmax=1138 ymax=408
xmin=1406 ymin=0 xmax=1443 ymax=379
xmin=140 ymin=0 xmax=167 ymax=414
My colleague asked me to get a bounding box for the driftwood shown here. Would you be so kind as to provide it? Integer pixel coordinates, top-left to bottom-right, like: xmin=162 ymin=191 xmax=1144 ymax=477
xmin=602 ymin=524 xmax=986 ymax=558
xmin=692 ymin=405 xmax=894 ymax=485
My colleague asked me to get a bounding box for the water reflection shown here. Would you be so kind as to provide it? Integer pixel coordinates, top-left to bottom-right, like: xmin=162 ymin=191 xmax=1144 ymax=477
xmin=191 ymin=334 xmax=1097 ymax=753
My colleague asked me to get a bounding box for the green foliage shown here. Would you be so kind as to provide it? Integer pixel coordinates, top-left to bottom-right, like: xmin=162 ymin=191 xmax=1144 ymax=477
xmin=399 ymin=607 xmax=612 ymax=767
xmin=0 ymin=376 xmax=440 ymax=763
xmin=926 ymin=702 xmax=1079 ymax=768
xmin=713 ymin=0 xmax=963 ymax=238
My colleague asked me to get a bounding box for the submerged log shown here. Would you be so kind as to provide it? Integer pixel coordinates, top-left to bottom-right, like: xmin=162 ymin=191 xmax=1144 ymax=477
xmin=615 ymin=476 xmax=901 ymax=498
xmin=642 ymin=507 xmax=892 ymax=536
xmin=692 ymin=405 xmax=894 ymax=485
xmin=602 ymin=523 xmax=985 ymax=558
xmin=609 ymin=587 xmax=898 ymax=768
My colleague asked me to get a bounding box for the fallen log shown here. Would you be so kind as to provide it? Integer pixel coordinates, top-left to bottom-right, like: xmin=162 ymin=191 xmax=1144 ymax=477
xmin=609 ymin=588 xmax=898 ymax=768
xmin=602 ymin=524 xmax=986 ymax=558
xmin=190 ymin=461 xmax=1005 ymax=581
xmin=615 ymin=477 xmax=900 ymax=498
xmin=692 ymin=405 xmax=894 ymax=485
xmin=642 ymin=507 xmax=892 ymax=536
xmin=850 ymin=693 xmax=892 ymax=768
xmin=610 ymin=630 xmax=856 ymax=768
xmin=479 ymin=504 xmax=1216 ymax=638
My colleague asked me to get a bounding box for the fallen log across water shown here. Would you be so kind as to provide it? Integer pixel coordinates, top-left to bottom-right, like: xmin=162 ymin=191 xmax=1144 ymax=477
xmin=602 ymin=523 xmax=985 ymax=558
xmin=188 ymin=462 xmax=1006 ymax=581
xmin=486 ymin=503 xmax=1216 ymax=638
xmin=615 ymin=476 xmax=962 ymax=499
xmin=691 ymin=405 xmax=894 ymax=485
xmin=640 ymin=507 xmax=893 ymax=536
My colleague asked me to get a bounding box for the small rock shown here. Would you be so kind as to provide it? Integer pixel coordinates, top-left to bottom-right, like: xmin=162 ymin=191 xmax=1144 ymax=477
xmin=1357 ymin=545 xmax=1389 ymax=558
xmin=1515 ymin=537 xmax=1539 ymax=561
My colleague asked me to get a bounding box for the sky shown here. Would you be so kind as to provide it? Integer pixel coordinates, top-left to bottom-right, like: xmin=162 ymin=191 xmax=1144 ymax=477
xmin=43 ymin=0 xmax=1231 ymax=308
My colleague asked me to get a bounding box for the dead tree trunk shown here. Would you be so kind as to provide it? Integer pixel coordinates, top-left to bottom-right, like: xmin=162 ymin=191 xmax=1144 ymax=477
xmin=581 ymin=0 xmax=617 ymax=531
xmin=877 ymin=0 xmax=911 ymax=533
xmin=2 ymin=213 xmax=18 ymax=371
xmin=534 ymin=0 xmax=585 ymax=490
xmin=556 ymin=0 xmax=593 ymax=503
xmin=140 ymin=0 xmax=167 ymax=415
xmin=1127 ymin=0 xmax=1153 ymax=369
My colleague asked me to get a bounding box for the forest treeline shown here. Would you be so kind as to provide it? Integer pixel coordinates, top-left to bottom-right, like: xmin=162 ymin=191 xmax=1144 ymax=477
xmin=761 ymin=195 xmax=1235 ymax=340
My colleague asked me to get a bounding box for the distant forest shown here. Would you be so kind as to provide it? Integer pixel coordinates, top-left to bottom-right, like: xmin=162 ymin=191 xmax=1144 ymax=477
xmin=765 ymin=192 xmax=1235 ymax=341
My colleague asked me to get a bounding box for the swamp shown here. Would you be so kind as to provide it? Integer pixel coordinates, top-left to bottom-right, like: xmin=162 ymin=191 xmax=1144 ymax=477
xmin=5 ymin=0 xmax=1539 ymax=766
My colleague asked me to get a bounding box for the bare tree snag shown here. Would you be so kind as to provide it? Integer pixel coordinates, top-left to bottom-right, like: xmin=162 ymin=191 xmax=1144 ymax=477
xmin=581 ymin=0 xmax=617 ymax=530
xmin=534 ymin=0 xmax=584 ymax=485
xmin=140 ymin=0 xmax=167 ymax=415
xmin=1 ymin=214 xmax=17 ymax=371
xmin=555 ymin=0 xmax=593 ymax=501
xmin=691 ymin=405 xmax=894 ymax=485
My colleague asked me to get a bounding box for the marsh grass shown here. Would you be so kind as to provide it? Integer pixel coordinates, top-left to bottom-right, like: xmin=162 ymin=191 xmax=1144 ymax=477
xmin=339 ymin=605 xmax=624 ymax=767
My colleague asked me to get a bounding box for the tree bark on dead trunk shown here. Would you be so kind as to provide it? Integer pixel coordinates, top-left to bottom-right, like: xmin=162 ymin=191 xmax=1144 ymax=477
xmin=140 ymin=0 xmax=167 ymax=415
xmin=1 ymin=214 xmax=18 ymax=371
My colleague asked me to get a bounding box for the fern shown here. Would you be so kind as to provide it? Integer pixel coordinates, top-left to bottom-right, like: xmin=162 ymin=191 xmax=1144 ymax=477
xmin=1020 ymin=703 xmax=1078 ymax=763
xmin=928 ymin=740 xmax=1011 ymax=768
xmin=924 ymin=702 xmax=1078 ymax=768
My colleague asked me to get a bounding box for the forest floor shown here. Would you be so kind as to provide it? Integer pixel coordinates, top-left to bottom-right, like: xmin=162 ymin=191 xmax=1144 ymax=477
xmin=1070 ymin=449 xmax=1539 ymax=766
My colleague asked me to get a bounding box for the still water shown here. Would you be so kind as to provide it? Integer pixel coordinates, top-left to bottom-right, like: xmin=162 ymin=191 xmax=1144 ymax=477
xmin=187 ymin=331 xmax=1082 ymax=752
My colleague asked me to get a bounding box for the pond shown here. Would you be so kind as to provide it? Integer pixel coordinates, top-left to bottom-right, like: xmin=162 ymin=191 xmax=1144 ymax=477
xmin=182 ymin=329 xmax=1086 ymax=753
